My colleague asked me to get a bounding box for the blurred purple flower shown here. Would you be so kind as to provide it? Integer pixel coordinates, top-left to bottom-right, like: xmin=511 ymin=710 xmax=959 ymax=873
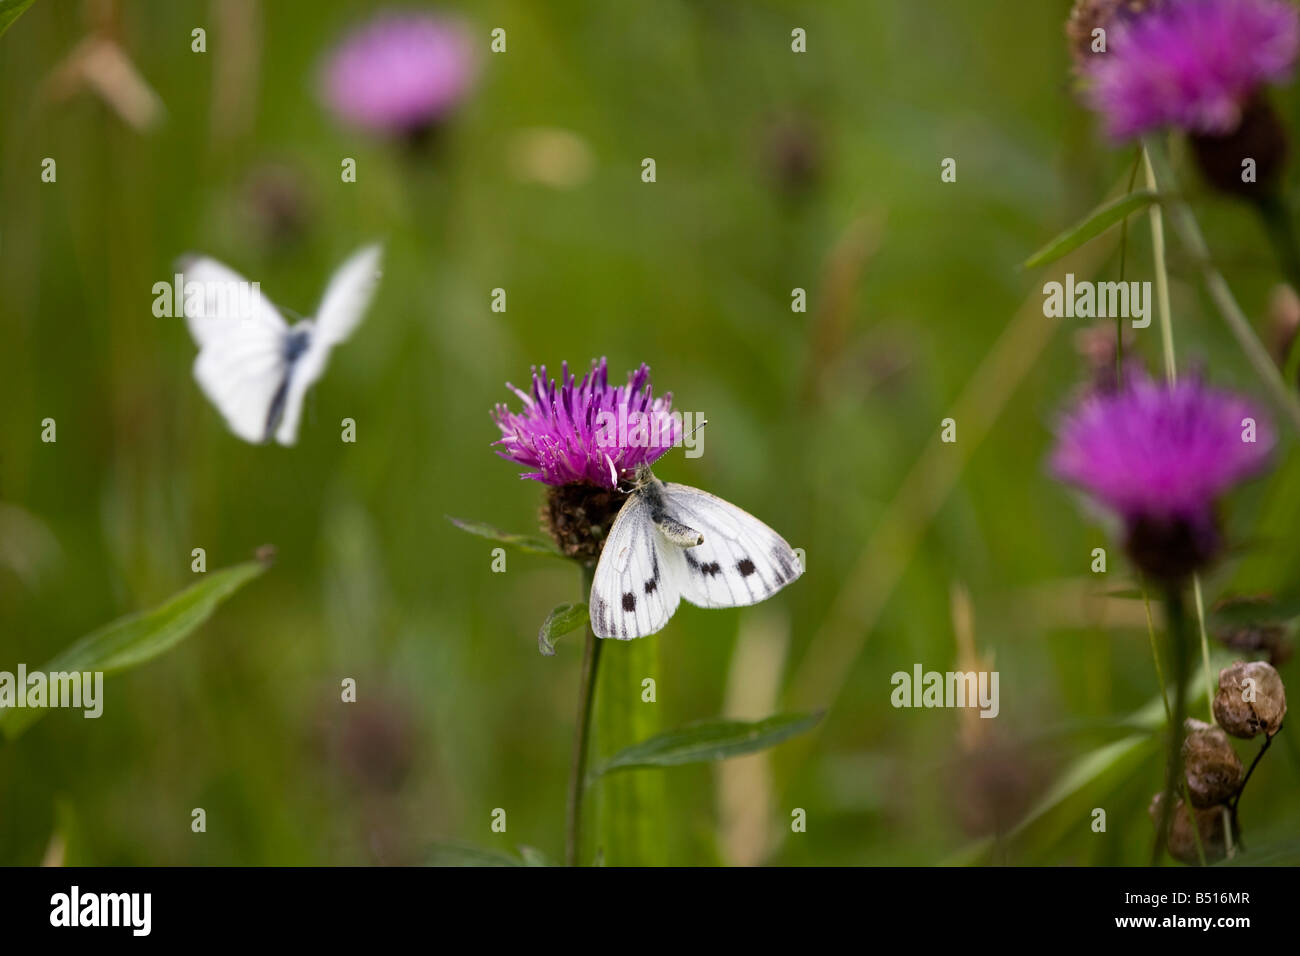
xmin=1050 ymin=371 xmax=1273 ymax=578
xmin=493 ymin=359 xmax=681 ymax=489
xmin=320 ymin=12 xmax=476 ymax=136
xmin=1084 ymin=0 xmax=1300 ymax=140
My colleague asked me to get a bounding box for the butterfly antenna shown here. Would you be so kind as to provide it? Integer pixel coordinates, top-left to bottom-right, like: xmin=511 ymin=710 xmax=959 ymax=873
xmin=678 ymin=417 xmax=707 ymax=453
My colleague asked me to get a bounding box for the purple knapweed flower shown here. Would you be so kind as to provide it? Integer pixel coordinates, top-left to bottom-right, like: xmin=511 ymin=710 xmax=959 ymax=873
xmin=493 ymin=359 xmax=682 ymax=489
xmin=1084 ymin=0 xmax=1300 ymax=140
xmin=320 ymin=12 xmax=477 ymax=136
xmin=1050 ymin=371 xmax=1274 ymax=579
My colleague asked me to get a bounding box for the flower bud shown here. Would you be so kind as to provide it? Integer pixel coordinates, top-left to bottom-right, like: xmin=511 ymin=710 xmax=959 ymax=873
xmin=1181 ymin=718 xmax=1244 ymax=807
xmin=1213 ymin=660 xmax=1288 ymax=738
xmin=1149 ymin=791 xmax=1231 ymax=865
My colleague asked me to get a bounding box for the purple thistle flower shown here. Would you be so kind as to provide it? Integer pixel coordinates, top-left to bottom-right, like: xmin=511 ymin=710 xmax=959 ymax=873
xmin=493 ymin=358 xmax=682 ymax=489
xmin=1084 ymin=0 xmax=1300 ymax=140
xmin=1051 ymin=372 xmax=1274 ymax=578
xmin=320 ymin=12 xmax=477 ymax=137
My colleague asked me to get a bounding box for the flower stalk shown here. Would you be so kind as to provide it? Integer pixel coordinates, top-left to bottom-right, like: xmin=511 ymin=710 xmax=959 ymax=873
xmin=565 ymin=563 xmax=604 ymax=867
xmin=1153 ymin=585 xmax=1192 ymax=864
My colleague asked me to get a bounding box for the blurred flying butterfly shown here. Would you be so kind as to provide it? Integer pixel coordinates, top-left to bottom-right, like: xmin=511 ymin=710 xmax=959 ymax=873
xmin=178 ymin=244 xmax=382 ymax=446
xmin=590 ymin=462 xmax=803 ymax=640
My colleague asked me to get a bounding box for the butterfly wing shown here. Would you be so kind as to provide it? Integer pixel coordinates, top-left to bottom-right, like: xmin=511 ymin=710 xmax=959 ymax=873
xmin=178 ymin=255 xmax=286 ymax=346
xmin=177 ymin=255 xmax=289 ymax=444
xmin=273 ymin=244 xmax=383 ymax=446
xmin=313 ymin=243 xmax=383 ymax=348
xmin=657 ymin=482 xmax=802 ymax=609
xmin=589 ymin=492 xmax=684 ymax=640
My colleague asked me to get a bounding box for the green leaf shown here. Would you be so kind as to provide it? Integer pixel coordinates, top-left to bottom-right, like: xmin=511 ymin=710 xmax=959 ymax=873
xmin=595 ymin=712 xmax=824 ymax=775
xmin=1210 ymin=590 xmax=1300 ymax=628
xmin=0 ymin=0 xmax=37 ymax=39
xmin=0 ymin=555 xmax=270 ymax=740
xmin=1023 ymin=189 xmax=1161 ymax=269
xmin=1218 ymin=837 xmax=1300 ymax=866
xmin=945 ymin=670 xmax=1226 ymax=864
xmin=426 ymin=842 xmax=523 ymax=867
xmin=1010 ymin=734 xmax=1156 ymax=840
xmin=537 ymin=602 xmax=588 ymax=656
xmin=445 ymin=516 xmax=563 ymax=558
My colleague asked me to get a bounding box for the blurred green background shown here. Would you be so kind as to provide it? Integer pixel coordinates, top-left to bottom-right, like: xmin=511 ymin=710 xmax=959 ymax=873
xmin=2 ymin=0 xmax=1298 ymax=866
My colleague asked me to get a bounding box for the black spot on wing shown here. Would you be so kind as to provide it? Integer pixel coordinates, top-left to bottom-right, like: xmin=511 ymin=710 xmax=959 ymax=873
xmin=622 ymin=592 xmax=637 ymax=612
xmin=644 ymin=577 xmax=657 ymax=594
xmin=737 ymin=558 xmax=756 ymax=577
xmin=701 ymin=561 xmax=721 ymax=577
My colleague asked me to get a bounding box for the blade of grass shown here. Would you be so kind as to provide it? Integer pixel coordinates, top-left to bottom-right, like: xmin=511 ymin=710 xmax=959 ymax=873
xmin=0 ymin=0 xmax=36 ymax=39
xmin=1022 ymin=188 xmax=1160 ymax=269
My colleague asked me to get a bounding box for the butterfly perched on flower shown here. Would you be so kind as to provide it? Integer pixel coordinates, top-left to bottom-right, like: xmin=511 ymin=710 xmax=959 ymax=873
xmin=492 ymin=359 xmax=802 ymax=639
xmin=589 ymin=463 xmax=802 ymax=640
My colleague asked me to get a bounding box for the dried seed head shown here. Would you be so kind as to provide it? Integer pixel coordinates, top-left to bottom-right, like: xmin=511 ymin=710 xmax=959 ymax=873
xmin=1213 ymin=660 xmax=1288 ymax=738
xmin=1149 ymin=791 xmax=1232 ymax=865
xmin=1181 ymin=718 xmax=1244 ymax=807
xmin=1216 ymin=622 xmax=1293 ymax=668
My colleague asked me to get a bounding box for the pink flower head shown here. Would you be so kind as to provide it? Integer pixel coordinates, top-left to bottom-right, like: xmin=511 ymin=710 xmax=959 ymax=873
xmin=492 ymin=359 xmax=682 ymax=489
xmin=1084 ymin=0 xmax=1300 ymax=140
xmin=1051 ymin=371 xmax=1274 ymax=577
xmin=321 ymin=12 xmax=477 ymax=136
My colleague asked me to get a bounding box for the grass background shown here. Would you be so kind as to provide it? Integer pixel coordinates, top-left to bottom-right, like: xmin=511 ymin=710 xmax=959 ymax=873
xmin=1 ymin=0 xmax=1298 ymax=865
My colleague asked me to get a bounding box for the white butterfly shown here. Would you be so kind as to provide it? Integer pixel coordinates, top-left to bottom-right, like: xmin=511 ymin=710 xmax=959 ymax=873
xmin=590 ymin=464 xmax=803 ymax=640
xmin=179 ymin=244 xmax=383 ymax=446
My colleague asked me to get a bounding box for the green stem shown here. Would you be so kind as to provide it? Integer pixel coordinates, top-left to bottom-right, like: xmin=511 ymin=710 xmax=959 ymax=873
xmin=1117 ymin=148 xmax=1144 ymax=384
xmin=1141 ymin=144 xmax=1217 ymax=729
xmin=1141 ymin=584 xmax=1171 ymax=724
xmin=1190 ymin=577 xmax=1214 ymax=723
xmin=565 ymin=563 xmax=604 ymax=867
xmin=1153 ymin=584 xmax=1191 ymax=865
xmin=595 ymin=628 xmax=666 ymax=865
xmin=1142 ymin=136 xmax=1300 ymax=436
xmin=1142 ymin=145 xmax=1177 ymax=385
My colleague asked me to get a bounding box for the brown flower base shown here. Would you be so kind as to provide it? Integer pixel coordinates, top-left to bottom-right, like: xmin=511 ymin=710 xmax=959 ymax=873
xmin=1189 ymin=94 xmax=1288 ymax=199
xmin=543 ymin=482 xmax=630 ymax=563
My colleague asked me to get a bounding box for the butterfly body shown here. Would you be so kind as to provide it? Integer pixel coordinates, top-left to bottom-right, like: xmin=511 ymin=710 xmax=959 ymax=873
xmin=180 ymin=245 xmax=382 ymax=446
xmin=590 ymin=464 xmax=802 ymax=640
